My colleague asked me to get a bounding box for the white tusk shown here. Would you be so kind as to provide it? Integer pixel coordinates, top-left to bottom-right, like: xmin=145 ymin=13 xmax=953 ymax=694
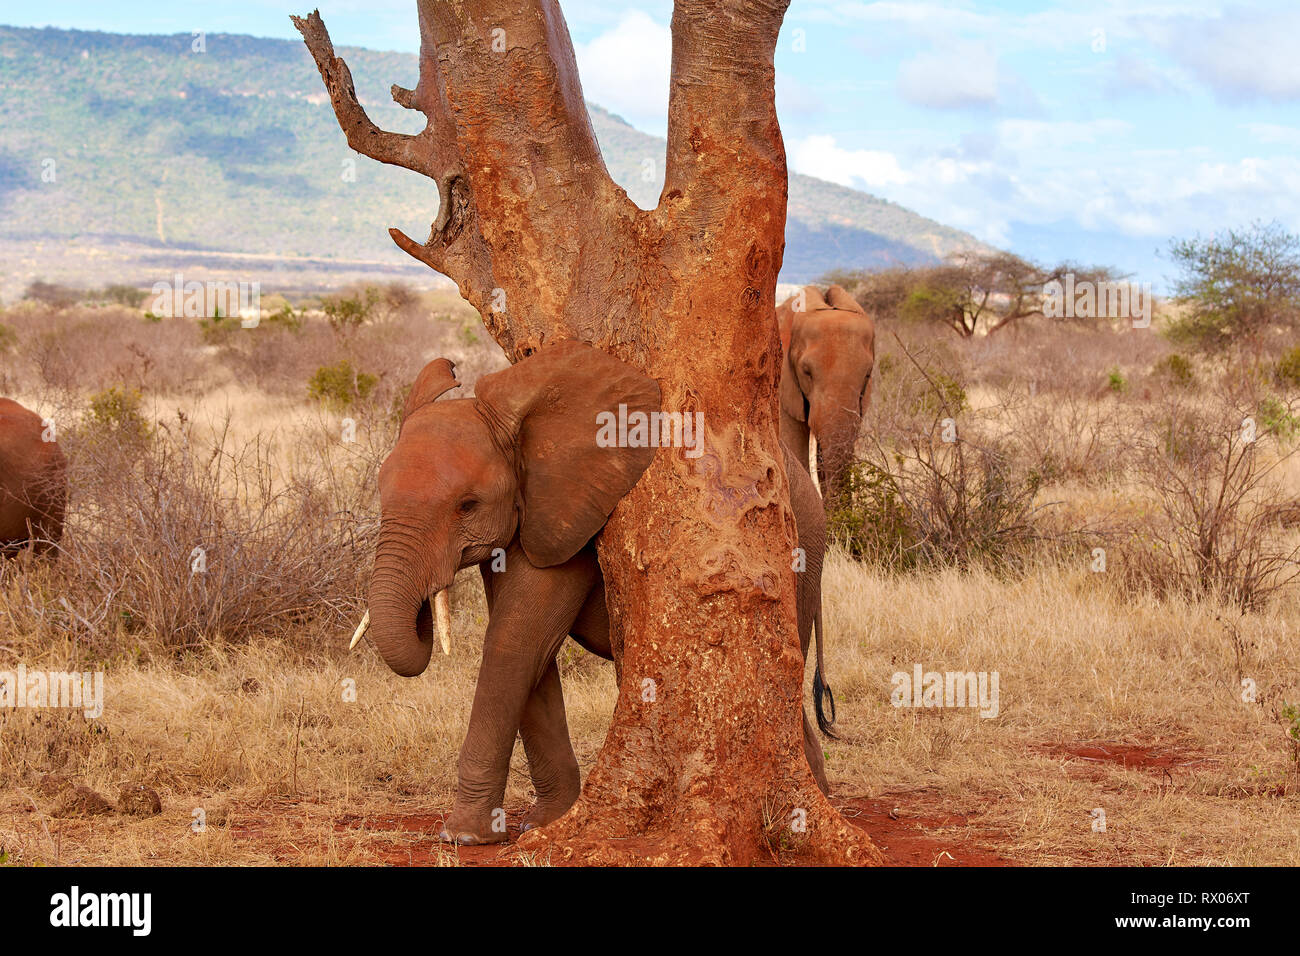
xmin=809 ymin=434 xmax=823 ymax=497
xmin=349 ymin=610 xmax=370 ymax=651
xmin=434 ymin=590 xmax=452 ymax=656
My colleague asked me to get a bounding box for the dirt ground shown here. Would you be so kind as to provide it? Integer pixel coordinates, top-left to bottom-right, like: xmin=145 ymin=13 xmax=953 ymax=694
xmin=3 ymin=549 xmax=1299 ymax=867
xmin=1 ymin=786 xmax=1020 ymax=866
xmin=2 ymin=727 xmax=1285 ymax=866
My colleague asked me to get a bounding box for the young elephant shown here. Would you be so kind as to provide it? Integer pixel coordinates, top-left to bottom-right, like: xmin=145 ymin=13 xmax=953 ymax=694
xmin=353 ymin=341 xmax=837 ymax=845
xmin=0 ymin=398 xmax=67 ymax=557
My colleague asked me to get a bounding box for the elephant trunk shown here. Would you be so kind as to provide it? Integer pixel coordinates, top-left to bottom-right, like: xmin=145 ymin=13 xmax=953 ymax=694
xmin=363 ymin=524 xmax=448 ymax=677
xmin=813 ymin=410 xmax=862 ymax=505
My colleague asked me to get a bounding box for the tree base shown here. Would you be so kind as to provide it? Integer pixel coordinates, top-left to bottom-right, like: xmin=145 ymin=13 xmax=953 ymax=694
xmin=513 ymin=780 xmax=885 ymax=866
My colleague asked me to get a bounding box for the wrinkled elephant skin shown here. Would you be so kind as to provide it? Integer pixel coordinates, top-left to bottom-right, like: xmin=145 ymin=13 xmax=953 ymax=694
xmin=360 ymin=342 xmax=838 ymax=844
xmin=777 ymin=284 xmax=876 ymax=506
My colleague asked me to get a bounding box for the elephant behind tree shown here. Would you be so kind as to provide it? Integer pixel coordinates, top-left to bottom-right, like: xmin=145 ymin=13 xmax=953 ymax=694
xmin=353 ymin=341 xmax=838 ymax=845
xmin=0 ymin=398 xmax=66 ymax=558
xmin=777 ymin=284 xmax=876 ymax=505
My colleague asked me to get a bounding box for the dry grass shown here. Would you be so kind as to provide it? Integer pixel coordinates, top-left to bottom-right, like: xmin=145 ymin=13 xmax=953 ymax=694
xmin=0 ymin=571 xmax=616 ymax=865
xmin=2 ymin=291 xmax=1299 ymax=866
xmin=816 ymin=552 xmax=1300 ymax=865
xmin=4 ymin=549 xmax=1297 ymax=866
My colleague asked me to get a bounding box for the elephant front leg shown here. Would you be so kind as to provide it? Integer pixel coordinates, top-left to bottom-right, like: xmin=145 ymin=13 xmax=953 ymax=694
xmin=439 ymin=549 xmax=597 ymax=845
xmin=441 ymin=644 xmax=558 ymax=844
xmin=438 ymin=674 xmax=524 ymax=844
xmin=518 ymin=661 xmax=580 ymax=831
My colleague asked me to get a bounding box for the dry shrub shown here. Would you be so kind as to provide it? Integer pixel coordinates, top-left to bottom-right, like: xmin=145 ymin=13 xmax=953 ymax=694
xmin=832 ymin=435 xmax=1048 ymax=573
xmin=1 ymin=404 xmax=388 ymax=651
xmin=212 ymin=303 xmax=506 ymax=406
xmin=834 ymin=340 xmax=1050 ymax=571
xmin=0 ymin=284 xmax=507 ymax=654
xmin=0 ymin=302 xmax=208 ymax=395
xmin=317 ymin=282 xmax=424 ymax=331
xmin=370 ymin=281 xmax=423 ymax=323
xmin=1277 ymin=345 xmax=1300 ymax=389
xmin=0 ymin=288 xmax=507 ymax=408
xmin=1109 ymin=397 xmax=1300 ymax=609
xmin=216 ymin=320 xmax=350 ymax=396
xmin=867 ymin=329 xmax=969 ymax=442
xmin=991 ymin=386 xmax=1130 ymax=485
xmin=963 ymin=321 xmax=1173 ymax=398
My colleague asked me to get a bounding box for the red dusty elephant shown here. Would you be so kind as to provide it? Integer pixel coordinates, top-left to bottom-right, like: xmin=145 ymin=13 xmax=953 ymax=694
xmin=777 ymin=284 xmax=876 ymax=504
xmin=351 ymin=341 xmax=836 ymax=844
xmin=0 ymin=398 xmax=67 ymax=557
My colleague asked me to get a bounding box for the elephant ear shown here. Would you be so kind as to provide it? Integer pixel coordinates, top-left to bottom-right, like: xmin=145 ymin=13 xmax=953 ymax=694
xmin=826 ymin=284 xmax=877 ymax=360
xmin=825 ymin=284 xmax=867 ymax=316
xmin=402 ymin=359 xmax=461 ymax=423
xmin=776 ymin=295 xmax=795 ymax=353
xmin=780 ymin=350 xmax=807 ymax=423
xmin=779 ymin=306 xmax=808 ymax=424
xmin=475 ymin=340 xmax=661 ymax=568
xmin=803 ymin=285 xmax=831 ymax=312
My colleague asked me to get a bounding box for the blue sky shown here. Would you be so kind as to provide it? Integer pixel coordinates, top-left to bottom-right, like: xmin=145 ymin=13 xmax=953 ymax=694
xmin=7 ymin=1 xmax=1300 ymax=285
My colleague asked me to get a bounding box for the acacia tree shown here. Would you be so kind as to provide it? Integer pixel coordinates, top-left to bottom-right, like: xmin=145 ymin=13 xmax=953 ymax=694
xmin=295 ymin=1 xmax=881 ymax=864
xmin=1168 ymin=220 xmax=1300 ymax=352
xmin=839 ymin=253 xmax=1112 ymax=337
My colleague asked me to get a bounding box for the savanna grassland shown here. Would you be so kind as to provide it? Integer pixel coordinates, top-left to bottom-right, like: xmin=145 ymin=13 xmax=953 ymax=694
xmin=1 ymin=283 xmax=1298 ymax=866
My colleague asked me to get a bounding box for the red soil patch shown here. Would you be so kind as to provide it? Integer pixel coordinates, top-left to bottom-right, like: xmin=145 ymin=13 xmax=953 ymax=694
xmin=1035 ymin=741 xmax=1214 ymax=773
xmin=332 ymin=810 xmax=526 ymax=866
xmin=229 ymin=795 xmax=1015 ymax=866
xmin=835 ymin=795 xmax=1015 ymax=867
xmin=226 ymin=806 xmax=526 ymax=865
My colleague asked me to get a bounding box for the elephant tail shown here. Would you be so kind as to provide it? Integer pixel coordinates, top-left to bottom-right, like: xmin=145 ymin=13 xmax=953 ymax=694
xmin=812 ymin=605 xmax=838 ymax=738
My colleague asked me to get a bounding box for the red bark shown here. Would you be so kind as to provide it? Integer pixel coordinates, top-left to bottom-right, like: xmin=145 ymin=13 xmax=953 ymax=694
xmin=296 ymin=0 xmax=882 ymax=865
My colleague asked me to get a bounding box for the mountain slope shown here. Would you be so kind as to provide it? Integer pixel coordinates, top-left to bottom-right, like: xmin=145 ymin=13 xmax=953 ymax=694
xmin=0 ymin=25 xmax=985 ymax=288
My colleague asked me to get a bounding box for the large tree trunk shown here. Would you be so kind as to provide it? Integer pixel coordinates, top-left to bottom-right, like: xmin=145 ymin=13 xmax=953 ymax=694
xmin=296 ymin=0 xmax=882 ymax=865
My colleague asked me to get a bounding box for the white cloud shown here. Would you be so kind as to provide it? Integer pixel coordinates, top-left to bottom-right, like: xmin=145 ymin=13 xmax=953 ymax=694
xmin=896 ymin=42 xmax=1000 ymax=109
xmin=1103 ymin=52 xmax=1189 ymax=97
xmin=995 ymin=119 xmax=1132 ymax=153
xmin=1245 ymin=123 xmax=1300 ymax=148
xmin=1157 ymin=5 xmax=1300 ymax=102
xmin=786 ymin=123 xmax=1300 ymax=267
xmin=573 ymin=10 xmax=671 ymax=135
xmin=790 ymin=134 xmax=910 ymax=188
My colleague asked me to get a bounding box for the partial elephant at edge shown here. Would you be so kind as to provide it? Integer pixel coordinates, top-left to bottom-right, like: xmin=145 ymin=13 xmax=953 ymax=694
xmin=777 ymin=284 xmax=876 ymax=507
xmin=0 ymin=397 xmax=67 ymax=558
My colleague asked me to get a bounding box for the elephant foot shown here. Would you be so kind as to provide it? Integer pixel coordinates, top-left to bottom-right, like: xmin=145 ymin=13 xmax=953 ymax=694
xmin=437 ymin=827 xmax=507 ymax=846
xmin=520 ymin=795 xmax=577 ymax=833
xmin=437 ymin=809 xmax=509 ymax=845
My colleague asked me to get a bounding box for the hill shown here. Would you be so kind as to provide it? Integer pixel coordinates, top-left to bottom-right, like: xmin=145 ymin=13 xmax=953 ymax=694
xmin=0 ymin=24 xmax=987 ymax=298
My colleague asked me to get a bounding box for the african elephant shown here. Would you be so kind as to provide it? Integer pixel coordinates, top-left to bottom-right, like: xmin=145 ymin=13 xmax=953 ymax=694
xmin=0 ymin=398 xmax=66 ymax=557
xmin=777 ymin=284 xmax=876 ymax=504
xmin=352 ymin=341 xmax=836 ymax=845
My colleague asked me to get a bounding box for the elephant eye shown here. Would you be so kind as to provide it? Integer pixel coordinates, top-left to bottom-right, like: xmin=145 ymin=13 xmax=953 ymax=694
xmin=456 ymin=497 xmax=478 ymax=516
